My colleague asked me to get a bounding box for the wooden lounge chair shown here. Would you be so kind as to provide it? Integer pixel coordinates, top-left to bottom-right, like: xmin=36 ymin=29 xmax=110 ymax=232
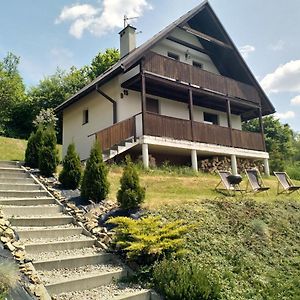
xmin=245 ymin=168 xmax=270 ymax=195
xmin=274 ymin=172 xmax=300 ymax=195
xmin=215 ymin=171 xmax=244 ymax=195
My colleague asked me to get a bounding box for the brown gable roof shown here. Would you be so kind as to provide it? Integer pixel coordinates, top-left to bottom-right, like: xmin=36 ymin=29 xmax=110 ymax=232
xmin=56 ymin=0 xmax=275 ymax=117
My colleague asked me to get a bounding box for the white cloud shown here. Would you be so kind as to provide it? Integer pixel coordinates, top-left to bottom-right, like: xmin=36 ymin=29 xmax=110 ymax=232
xmin=260 ymin=60 xmax=300 ymax=94
xmin=270 ymin=40 xmax=285 ymax=51
xmin=274 ymin=111 xmax=295 ymax=120
xmin=55 ymin=0 xmax=152 ymax=39
xmin=291 ymin=95 xmax=300 ymax=106
xmin=239 ymin=45 xmax=255 ymax=59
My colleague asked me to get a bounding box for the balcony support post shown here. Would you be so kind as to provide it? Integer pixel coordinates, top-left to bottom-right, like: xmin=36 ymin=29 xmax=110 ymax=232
xmin=231 ymin=154 xmax=238 ymax=176
xmin=140 ymin=61 xmax=146 ymax=136
xmin=264 ymin=158 xmax=270 ymax=177
xmin=191 ymin=149 xmax=198 ymax=172
xmin=226 ymin=99 xmax=233 ymax=146
xmin=142 ymin=143 xmax=149 ymax=169
xmin=258 ymin=108 xmax=267 ymax=152
xmin=188 ymin=88 xmax=194 ymax=141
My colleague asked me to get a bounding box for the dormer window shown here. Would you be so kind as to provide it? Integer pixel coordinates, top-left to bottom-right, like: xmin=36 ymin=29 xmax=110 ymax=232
xmin=167 ymin=52 xmax=179 ymax=61
xmin=82 ymin=109 xmax=89 ymax=125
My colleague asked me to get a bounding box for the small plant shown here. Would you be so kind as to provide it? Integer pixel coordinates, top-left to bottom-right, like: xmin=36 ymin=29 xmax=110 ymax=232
xmin=59 ymin=142 xmax=82 ymax=189
xmin=81 ymin=142 xmax=109 ymax=202
xmin=153 ymin=258 xmax=220 ymax=300
xmin=0 ymin=260 xmax=18 ymax=300
xmin=117 ymin=156 xmax=145 ymax=209
xmin=33 ymin=108 xmax=58 ymax=129
xmin=38 ymin=126 xmax=59 ymax=177
xmin=108 ymin=216 xmax=191 ymax=264
xmin=24 ymin=127 xmax=44 ymax=168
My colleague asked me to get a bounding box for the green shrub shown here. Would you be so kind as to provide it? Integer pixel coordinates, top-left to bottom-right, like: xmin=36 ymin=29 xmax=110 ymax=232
xmin=38 ymin=126 xmax=58 ymax=177
xmin=286 ymin=162 xmax=300 ymax=181
xmin=59 ymin=142 xmax=82 ymax=189
xmin=117 ymin=157 xmax=145 ymax=209
xmin=24 ymin=127 xmax=43 ymax=168
xmin=153 ymin=258 xmax=220 ymax=300
xmin=0 ymin=260 xmax=18 ymax=299
xmin=108 ymin=216 xmax=190 ymax=264
xmin=81 ymin=142 xmax=109 ymax=202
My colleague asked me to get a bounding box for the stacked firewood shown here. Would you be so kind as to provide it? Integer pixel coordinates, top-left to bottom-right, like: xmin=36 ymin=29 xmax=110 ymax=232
xmin=199 ymin=156 xmax=264 ymax=174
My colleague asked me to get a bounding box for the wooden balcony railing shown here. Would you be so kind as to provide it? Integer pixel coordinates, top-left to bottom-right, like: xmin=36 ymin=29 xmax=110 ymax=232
xmin=96 ymin=116 xmax=135 ymax=151
xmin=144 ymin=52 xmax=261 ymax=104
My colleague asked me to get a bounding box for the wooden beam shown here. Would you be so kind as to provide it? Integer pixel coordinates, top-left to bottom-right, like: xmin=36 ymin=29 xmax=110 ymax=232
xmin=141 ymin=61 xmax=146 ymax=135
xmin=181 ymin=26 xmax=232 ymax=49
xmin=258 ymin=107 xmax=267 ymax=152
xmin=189 ymin=88 xmax=194 ymax=141
xmin=226 ymin=99 xmax=233 ymax=146
xmin=166 ymin=36 xmax=211 ymax=56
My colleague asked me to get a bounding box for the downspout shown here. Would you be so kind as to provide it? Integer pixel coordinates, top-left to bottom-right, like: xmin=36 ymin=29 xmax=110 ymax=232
xmin=95 ymin=84 xmax=117 ymax=124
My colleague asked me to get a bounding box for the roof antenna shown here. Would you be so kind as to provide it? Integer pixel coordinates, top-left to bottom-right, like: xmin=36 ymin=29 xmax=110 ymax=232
xmin=124 ymin=15 xmax=139 ymax=28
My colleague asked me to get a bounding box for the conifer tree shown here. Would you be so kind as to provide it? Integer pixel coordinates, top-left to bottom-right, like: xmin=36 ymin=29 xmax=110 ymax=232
xmin=38 ymin=126 xmax=58 ymax=177
xmin=24 ymin=127 xmax=44 ymax=168
xmin=59 ymin=142 xmax=82 ymax=189
xmin=81 ymin=142 xmax=109 ymax=202
xmin=117 ymin=156 xmax=145 ymax=209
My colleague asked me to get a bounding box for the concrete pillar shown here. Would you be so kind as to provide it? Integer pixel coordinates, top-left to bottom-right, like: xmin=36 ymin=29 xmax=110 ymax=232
xmin=191 ymin=149 xmax=198 ymax=172
xmin=142 ymin=143 xmax=149 ymax=169
xmin=264 ymin=158 xmax=270 ymax=176
xmin=231 ymin=154 xmax=238 ymax=175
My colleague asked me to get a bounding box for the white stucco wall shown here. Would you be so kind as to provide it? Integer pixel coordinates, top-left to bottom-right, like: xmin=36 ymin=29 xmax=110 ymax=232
xmin=151 ymin=28 xmax=220 ymax=75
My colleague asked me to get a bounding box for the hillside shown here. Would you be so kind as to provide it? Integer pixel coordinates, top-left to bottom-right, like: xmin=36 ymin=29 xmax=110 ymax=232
xmin=0 ymin=136 xmax=27 ymax=161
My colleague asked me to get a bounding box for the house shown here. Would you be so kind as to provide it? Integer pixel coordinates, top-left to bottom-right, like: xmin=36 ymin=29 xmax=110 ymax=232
xmin=55 ymin=0 xmax=275 ymax=176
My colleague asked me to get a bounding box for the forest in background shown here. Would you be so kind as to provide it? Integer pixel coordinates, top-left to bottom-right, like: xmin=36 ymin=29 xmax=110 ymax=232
xmin=0 ymin=50 xmax=299 ymax=176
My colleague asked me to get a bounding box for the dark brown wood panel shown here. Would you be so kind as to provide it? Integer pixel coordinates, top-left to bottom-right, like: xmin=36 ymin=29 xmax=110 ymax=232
xmin=144 ymin=112 xmax=192 ymax=141
xmin=232 ymin=129 xmax=264 ymax=151
xmin=96 ymin=117 xmax=135 ymax=151
xmin=193 ymin=121 xmax=232 ymax=147
xmin=144 ymin=52 xmax=261 ymax=104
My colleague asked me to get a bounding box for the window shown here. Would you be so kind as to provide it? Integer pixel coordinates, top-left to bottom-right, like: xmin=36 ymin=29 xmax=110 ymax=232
xmin=193 ymin=61 xmax=203 ymax=69
xmin=146 ymin=98 xmax=159 ymax=114
xmin=82 ymin=109 xmax=89 ymax=125
xmin=167 ymin=52 xmax=179 ymax=61
xmin=203 ymin=112 xmax=218 ymax=125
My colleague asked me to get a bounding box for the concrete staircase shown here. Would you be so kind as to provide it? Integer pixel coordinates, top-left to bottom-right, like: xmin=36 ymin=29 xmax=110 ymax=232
xmin=0 ymin=161 xmax=155 ymax=300
xmin=103 ymin=138 xmax=139 ymax=162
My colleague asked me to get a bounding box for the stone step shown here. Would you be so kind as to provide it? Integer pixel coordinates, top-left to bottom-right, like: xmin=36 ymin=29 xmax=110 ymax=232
xmin=1 ymin=205 xmax=62 ymax=217
xmin=9 ymin=215 xmax=74 ymax=227
xmin=0 ymin=161 xmax=20 ymax=168
xmin=34 ymin=253 xmax=114 ymax=270
xmin=114 ymin=291 xmax=152 ymax=300
xmin=0 ymin=183 xmax=42 ymax=191
xmin=0 ymin=190 xmax=49 ymax=198
xmin=0 ymin=178 xmax=34 ymax=184
xmin=45 ymin=270 xmax=127 ymax=296
xmin=0 ymin=197 xmax=56 ymax=206
xmin=25 ymin=238 xmax=96 ymax=253
xmin=0 ymin=172 xmax=30 ymax=179
xmin=16 ymin=227 xmax=83 ymax=239
xmin=0 ymin=167 xmax=26 ymax=173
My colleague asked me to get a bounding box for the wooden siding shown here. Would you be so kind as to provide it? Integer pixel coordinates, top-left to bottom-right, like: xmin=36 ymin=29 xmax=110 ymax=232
xmin=96 ymin=117 xmax=135 ymax=151
xmin=144 ymin=52 xmax=261 ymax=104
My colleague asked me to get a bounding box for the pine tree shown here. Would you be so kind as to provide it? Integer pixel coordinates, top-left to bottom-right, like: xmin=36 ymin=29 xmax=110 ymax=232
xmin=24 ymin=127 xmax=44 ymax=168
xmin=117 ymin=156 xmax=145 ymax=209
xmin=81 ymin=142 xmax=109 ymax=202
xmin=38 ymin=126 xmax=58 ymax=177
xmin=59 ymin=142 xmax=82 ymax=189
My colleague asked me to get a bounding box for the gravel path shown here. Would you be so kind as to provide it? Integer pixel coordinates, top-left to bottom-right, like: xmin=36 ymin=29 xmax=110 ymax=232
xmin=23 ymin=234 xmax=93 ymax=244
xmin=53 ymin=283 xmax=147 ymax=300
xmin=28 ymin=246 xmax=101 ymax=261
xmin=38 ymin=263 xmax=123 ymax=285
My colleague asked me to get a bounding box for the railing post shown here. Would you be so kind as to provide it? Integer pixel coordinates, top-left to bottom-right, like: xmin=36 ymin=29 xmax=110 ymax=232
xmin=226 ymin=99 xmax=233 ymax=147
xmin=258 ymin=107 xmax=267 ymax=152
xmin=188 ymin=88 xmax=194 ymax=141
xmin=140 ymin=60 xmax=146 ymax=136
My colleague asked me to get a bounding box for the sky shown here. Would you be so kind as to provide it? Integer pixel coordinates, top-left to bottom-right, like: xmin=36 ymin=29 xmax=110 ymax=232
xmin=0 ymin=0 xmax=299 ymax=131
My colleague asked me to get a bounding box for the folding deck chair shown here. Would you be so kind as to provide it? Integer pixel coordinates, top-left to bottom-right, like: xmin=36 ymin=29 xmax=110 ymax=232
xmin=245 ymin=168 xmax=270 ymax=195
xmin=274 ymin=172 xmax=300 ymax=195
xmin=215 ymin=171 xmax=244 ymax=196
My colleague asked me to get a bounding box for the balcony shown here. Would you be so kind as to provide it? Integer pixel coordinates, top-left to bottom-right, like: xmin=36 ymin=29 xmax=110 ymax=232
xmin=95 ymin=113 xmax=265 ymax=152
xmin=143 ymin=52 xmax=261 ymax=105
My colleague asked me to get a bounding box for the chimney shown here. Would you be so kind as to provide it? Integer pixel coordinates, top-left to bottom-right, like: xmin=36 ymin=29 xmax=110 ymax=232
xmin=119 ymin=25 xmax=136 ymax=58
